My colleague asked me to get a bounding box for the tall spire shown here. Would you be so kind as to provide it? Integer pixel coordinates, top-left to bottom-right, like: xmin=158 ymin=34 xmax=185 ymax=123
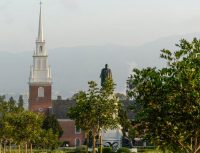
xmin=38 ymin=1 xmax=44 ymax=42
xmin=29 ymin=1 xmax=52 ymax=84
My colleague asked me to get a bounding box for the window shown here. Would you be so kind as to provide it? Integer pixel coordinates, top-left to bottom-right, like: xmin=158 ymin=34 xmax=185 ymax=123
xmin=75 ymin=126 xmax=81 ymax=134
xmin=75 ymin=138 xmax=80 ymax=147
xmin=38 ymin=87 xmax=44 ymax=97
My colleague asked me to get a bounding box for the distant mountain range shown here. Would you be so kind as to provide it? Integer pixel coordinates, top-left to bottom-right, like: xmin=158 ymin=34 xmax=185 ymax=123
xmin=0 ymin=33 xmax=200 ymax=100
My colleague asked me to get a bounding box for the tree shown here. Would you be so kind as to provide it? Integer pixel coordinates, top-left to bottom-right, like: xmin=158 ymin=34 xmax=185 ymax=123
xmin=18 ymin=95 xmax=24 ymax=109
xmin=118 ymin=107 xmax=130 ymax=137
xmin=68 ymin=91 xmax=92 ymax=153
xmin=127 ymin=38 xmax=200 ymax=153
xmin=69 ymin=92 xmax=79 ymax=100
xmin=8 ymin=97 xmax=16 ymax=112
xmin=34 ymin=128 xmax=59 ymax=150
xmin=0 ymin=96 xmax=18 ymax=150
xmin=44 ymin=129 xmax=59 ymax=149
xmin=4 ymin=111 xmax=44 ymax=153
xmin=42 ymin=114 xmax=63 ymax=138
xmin=0 ymin=96 xmax=17 ymax=115
xmin=0 ymin=114 xmax=14 ymax=153
xmin=0 ymin=95 xmax=60 ymax=152
xmin=68 ymin=79 xmax=120 ymax=153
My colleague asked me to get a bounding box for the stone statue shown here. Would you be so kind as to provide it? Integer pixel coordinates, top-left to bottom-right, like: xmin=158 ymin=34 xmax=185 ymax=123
xmin=100 ymin=64 xmax=112 ymax=86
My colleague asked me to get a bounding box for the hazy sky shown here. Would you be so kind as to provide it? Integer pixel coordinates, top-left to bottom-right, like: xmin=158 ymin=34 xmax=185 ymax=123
xmin=0 ymin=0 xmax=200 ymax=52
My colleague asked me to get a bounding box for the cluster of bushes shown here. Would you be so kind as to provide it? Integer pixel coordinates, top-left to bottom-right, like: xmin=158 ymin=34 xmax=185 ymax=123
xmin=1 ymin=145 xmax=161 ymax=153
xmin=1 ymin=147 xmax=161 ymax=153
xmin=47 ymin=146 xmax=132 ymax=153
xmin=117 ymin=147 xmax=131 ymax=153
xmin=4 ymin=146 xmax=164 ymax=153
xmin=3 ymin=146 xmax=149 ymax=153
xmin=72 ymin=146 xmax=131 ymax=153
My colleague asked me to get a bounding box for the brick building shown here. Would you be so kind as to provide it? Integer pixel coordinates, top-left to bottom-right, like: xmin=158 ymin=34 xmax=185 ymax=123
xmin=51 ymin=98 xmax=135 ymax=147
xmin=52 ymin=99 xmax=85 ymax=147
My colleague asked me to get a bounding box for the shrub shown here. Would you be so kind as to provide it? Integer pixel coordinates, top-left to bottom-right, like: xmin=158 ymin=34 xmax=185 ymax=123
xmin=75 ymin=145 xmax=87 ymax=153
xmin=9 ymin=150 xmax=18 ymax=153
xmin=98 ymin=147 xmax=112 ymax=153
xmin=117 ymin=147 xmax=131 ymax=153
xmin=103 ymin=147 xmax=112 ymax=153
xmin=51 ymin=150 xmax=65 ymax=153
xmin=61 ymin=147 xmax=76 ymax=153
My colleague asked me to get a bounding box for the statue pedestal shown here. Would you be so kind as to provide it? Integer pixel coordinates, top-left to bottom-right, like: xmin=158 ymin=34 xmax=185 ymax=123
xmin=101 ymin=128 xmax=122 ymax=150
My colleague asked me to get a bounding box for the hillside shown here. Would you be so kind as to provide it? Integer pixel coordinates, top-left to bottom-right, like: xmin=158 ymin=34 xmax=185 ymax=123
xmin=0 ymin=33 xmax=199 ymax=99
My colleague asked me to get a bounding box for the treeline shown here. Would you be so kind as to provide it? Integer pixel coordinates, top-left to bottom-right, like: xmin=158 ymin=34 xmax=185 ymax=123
xmin=0 ymin=96 xmax=62 ymax=153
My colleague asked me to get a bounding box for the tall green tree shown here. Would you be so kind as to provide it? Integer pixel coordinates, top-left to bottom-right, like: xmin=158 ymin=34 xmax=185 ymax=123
xmin=18 ymin=95 xmax=24 ymax=109
xmin=42 ymin=114 xmax=63 ymax=138
xmin=8 ymin=97 xmax=16 ymax=112
xmin=118 ymin=107 xmax=131 ymax=137
xmin=127 ymin=38 xmax=200 ymax=153
xmin=68 ymin=91 xmax=92 ymax=153
xmin=68 ymin=79 xmax=120 ymax=153
xmin=0 ymin=96 xmax=18 ymax=145
xmin=34 ymin=128 xmax=59 ymax=150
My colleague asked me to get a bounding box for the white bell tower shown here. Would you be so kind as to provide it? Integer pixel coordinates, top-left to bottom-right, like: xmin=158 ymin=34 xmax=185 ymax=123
xmin=29 ymin=2 xmax=52 ymax=84
xmin=29 ymin=2 xmax=52 ymax=113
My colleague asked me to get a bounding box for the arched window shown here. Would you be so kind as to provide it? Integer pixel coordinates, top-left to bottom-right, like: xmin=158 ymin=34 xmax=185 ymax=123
xmin=38 ymin=87 xmax=44 ymax=97
xmin=75 ymin=138 xmax=80 ymax=147
xmin=75 ymin=126 xmax=81 ymax=134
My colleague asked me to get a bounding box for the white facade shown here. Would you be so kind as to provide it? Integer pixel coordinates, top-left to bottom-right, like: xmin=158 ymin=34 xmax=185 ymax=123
xmin=29 ymin=3 xmax=52 ymax=85
xmin=101 ymin=128 xmax=122 ymax=149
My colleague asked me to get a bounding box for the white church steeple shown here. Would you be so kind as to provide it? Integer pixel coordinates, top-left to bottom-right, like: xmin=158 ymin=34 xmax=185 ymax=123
xmin=29 ymin=2 xmax=52 ymax=113
xmin=38 ymin=2 xmax=44 ymax=42
xmin=29 ymin=2 xmax=52 ymax=84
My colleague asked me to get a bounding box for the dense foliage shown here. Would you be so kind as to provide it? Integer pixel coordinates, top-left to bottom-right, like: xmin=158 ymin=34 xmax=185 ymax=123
xmin=118 ymin=107 xmax=131 ymax=137
xmin=0 ymin=96 xmax=59 ymax=151
xmin=127 ymin=38 xmax=200 ymax=153
xmin=101 ymin=147 xmax=113 ymax=153
xmin=117 ymin=147 xmax=131 ymax=153
xmin=42 ymin=114 xmax=63 ymax=138
xmin=18 ymin=95 xmax=24 ymax=109
xmin=68 ymin=79 xmax=120 ymax=153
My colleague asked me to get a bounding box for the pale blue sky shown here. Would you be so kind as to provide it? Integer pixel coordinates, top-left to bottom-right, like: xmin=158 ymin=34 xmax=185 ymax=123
xmin=1 ymin=0 xmax=200 ymax=52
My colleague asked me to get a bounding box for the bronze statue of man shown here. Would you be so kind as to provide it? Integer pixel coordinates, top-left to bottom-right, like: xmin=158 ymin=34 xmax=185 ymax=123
xmin=100 ymin=64 xmax=112 ymax=86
